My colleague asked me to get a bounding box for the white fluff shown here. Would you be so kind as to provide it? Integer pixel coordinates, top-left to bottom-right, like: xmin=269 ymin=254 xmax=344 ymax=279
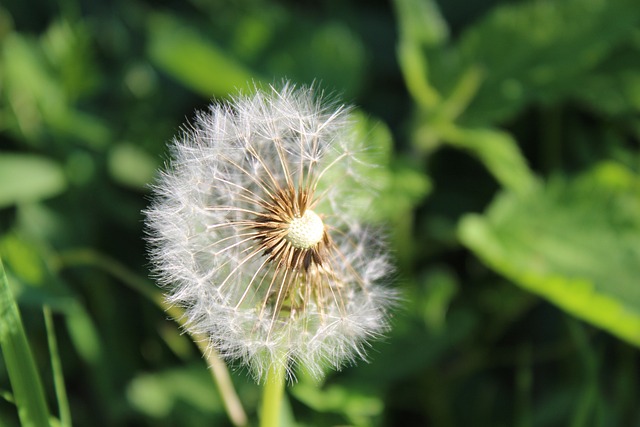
xmin=144 ymin=83 xmax=395 ymax=382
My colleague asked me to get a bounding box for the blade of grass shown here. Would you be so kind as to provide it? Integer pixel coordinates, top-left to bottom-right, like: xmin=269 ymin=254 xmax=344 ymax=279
xmin=0 ymin=256 xmax=51 ymax=427
xmin=44 ymin=306 xmax=71 ymax=427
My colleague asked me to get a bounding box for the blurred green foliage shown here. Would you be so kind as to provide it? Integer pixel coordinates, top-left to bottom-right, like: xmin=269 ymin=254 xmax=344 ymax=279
xmin=1 ymin=0 xmax=640 ymax=426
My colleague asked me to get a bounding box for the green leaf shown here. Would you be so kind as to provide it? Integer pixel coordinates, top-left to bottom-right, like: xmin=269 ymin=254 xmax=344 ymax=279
xmin=431 ymin=0 xmax=640 ymax=124
xmin=314 ymin=111 xmax=400 ymax=223
xmin=1 ymin=32 xmax=110 ymax=148
xmin=0 ymin=154 xmax=67 ymax=208
xmin=126 ymin=365 xmax=223 ymax=418
xmin=290 ymin=381 xmax=383 ymax=425
xmin=0 ymin=256 xmax=51 ymax=427
xmin=459 ymin=162 xmax=640 ymax=346
xmin=570 ymin=44 xmax=640 ymax=117
xmin=421 ymin=267 xmax=459 ymax=333
xmin=393 ymin=0 xmax=448 ymax=109
xmin=108 ymin=143 xmax=158 ymax=190
xmin=2 ymin=33 xmax=65 ymax=142
xmin=0 ymin=232 xmax=49 ymax=290
xmin=147 ymin=13 xmax=263 ymax=97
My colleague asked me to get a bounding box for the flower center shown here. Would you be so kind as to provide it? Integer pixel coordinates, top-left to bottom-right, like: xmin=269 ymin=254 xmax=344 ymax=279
xmin=286 ymin=210 xmax=324 ymax=249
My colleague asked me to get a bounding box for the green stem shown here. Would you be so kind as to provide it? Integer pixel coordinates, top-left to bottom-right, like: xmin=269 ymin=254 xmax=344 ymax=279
xmin=260 ymin=363 xmax=286 ymax=427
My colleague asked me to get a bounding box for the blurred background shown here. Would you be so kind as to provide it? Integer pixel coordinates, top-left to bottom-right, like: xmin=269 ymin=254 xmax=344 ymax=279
xmin=1 ymin=0 xmax=640 ymax=426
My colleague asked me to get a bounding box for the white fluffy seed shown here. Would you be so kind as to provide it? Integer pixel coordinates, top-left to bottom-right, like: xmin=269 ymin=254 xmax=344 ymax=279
xmin=144 ymin=83 xmax=396 ymax=383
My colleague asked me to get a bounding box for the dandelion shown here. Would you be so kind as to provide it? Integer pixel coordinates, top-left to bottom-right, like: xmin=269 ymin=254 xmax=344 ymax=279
xmin=145 ymin=83 xmax=395 ymax=383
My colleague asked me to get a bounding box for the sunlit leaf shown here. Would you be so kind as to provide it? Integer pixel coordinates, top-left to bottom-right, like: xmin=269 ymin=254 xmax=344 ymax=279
xmin=0 ymin=233 xmax=46 ymax=286
xmin=127 ymin=365 xmax=223 ymax=418
xmin=459 ymin=162 xmax=640 ymax=346
xmin=108 ymin=143 xmax=158 ymax=190
xmin=147 ymin=13 xmax=262 ymax=97
xmin=1 ymin=32 xmax=110 ymax=148
xmin=393 ymin=0 xmax=448 ymax=109
xmin=2 ymin=33 xmax=65 ymax=142
xmin=430 ymin=0 xmax=640 ymax=124
xmin=291 ymin=381 xmax=383 ymax=425
xmin=0 ymin=154 xmax=67 ymax=208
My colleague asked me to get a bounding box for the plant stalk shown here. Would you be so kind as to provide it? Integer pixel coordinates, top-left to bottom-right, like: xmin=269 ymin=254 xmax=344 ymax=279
xmin=260 ymin=363 xmax=286 ymax=427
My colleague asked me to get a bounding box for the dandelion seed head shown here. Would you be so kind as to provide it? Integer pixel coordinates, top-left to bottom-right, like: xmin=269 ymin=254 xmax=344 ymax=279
xmin=144 ymin=82 xmax=396 ymax=382
xmin=286 ymin=210 xmax=325 ymax=249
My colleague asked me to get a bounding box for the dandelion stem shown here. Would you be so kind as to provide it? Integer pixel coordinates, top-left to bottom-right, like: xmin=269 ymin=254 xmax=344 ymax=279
xmin=260 ymin=363 xmax=286 ymax=427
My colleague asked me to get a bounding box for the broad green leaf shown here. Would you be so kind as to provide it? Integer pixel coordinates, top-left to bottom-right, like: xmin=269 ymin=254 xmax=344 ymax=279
xmin=0 ymin=154 xmax=67 ymax=208
xmin=147 ymin=13 xmax=262 ymax=97
xmin=430 ymin=0 xmax=640 ymax=124
xmin=0 ymin=257 xmax=51 ymax=427
xmin=459 ymin=162 xmax=640 ymax=346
